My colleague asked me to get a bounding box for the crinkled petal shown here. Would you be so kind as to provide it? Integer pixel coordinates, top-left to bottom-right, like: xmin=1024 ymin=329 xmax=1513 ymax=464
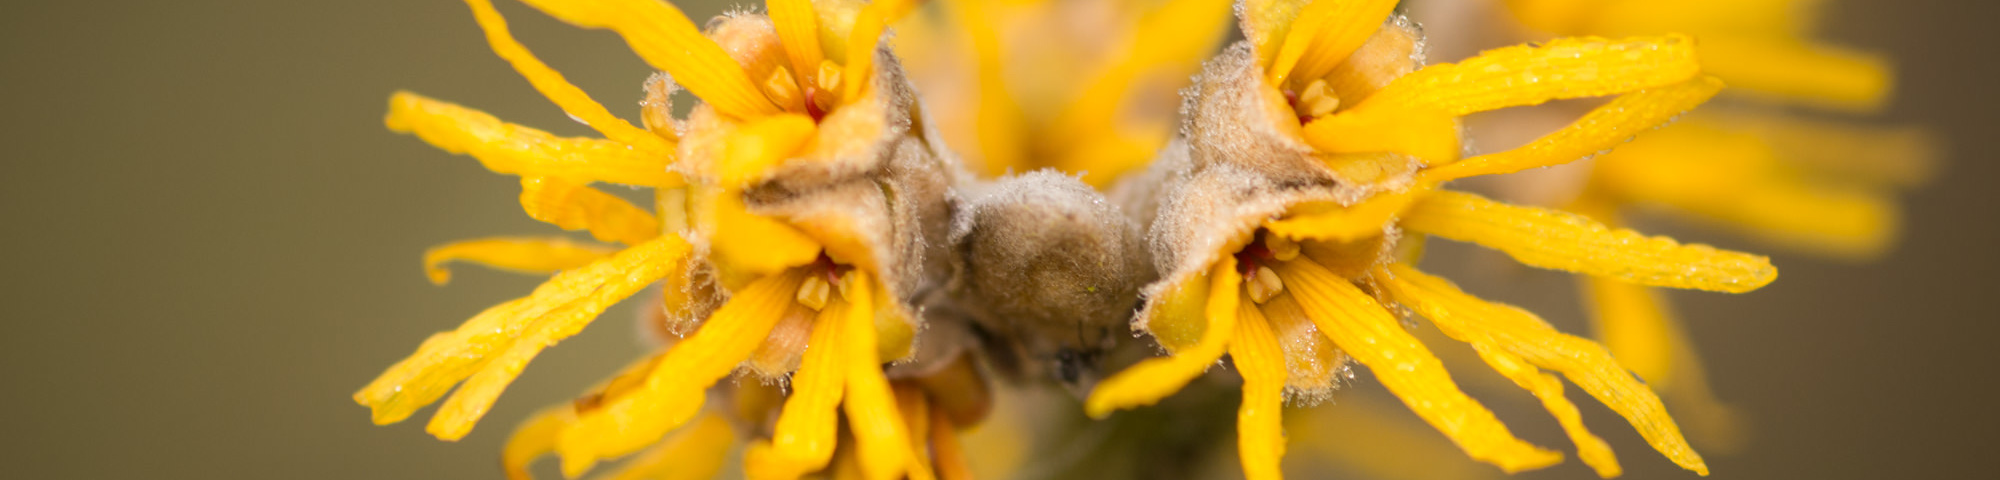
xmin=1381 ymin=263 xmax=1708 ymax=474
xmin=1273 ymin=0 xmax=1399 ymax=88
xmin=1301 ymin=107 xmax=1460 ymax=164
xmin=1273 ymin=259 xmax=1561 ymax=473
xmin=502 ymin=404 xmax=578 ymax=480
xmin=386 ymin=92 xmax=681 ymax=187
xmin=719 ymin=113 xmax=819 ymax=187
xmin=557 ymin=269 xmax=809 ymax=475
xmin=464 ymin=0 xmax=668 ymax=153
xmin=591 ymin=413 xmax=738 ymax=480
xmin=354 ymin=235 xmax=691 ymax=428
xmin=1471 ymin=345 xmax=1621 ymax=477
xmin=1230 ymin=300 xmax=1289 ymax=480
xmin=520 ymin=176 xmax=662 ymax=246
xmin=839 ymin=273 xmax=915 ymax=480
xmin=1582 ymin=275 xmax=1745 ymax=453
xmin=1360 ymin=35 xmax=1699 ymax=116
xmin=427 ymin=238 xmax=683 ymax=440
xmin=1401 ymin=190 xmax=1776 ymax=293
xmin=840 ymin=0 xmax=920 ymax=101
xmin=767 ymin=0 xmax=825 ymax=87
xmin=705 ymin=189 xmax=824 ymax=279
xmin=424 ymin=236 xmax=618 ymax=285
xmin=516 ymin=0 xmax=779 ymax=119
xmin=746 ymin=302 xmax=850 ymax=480
xmin=1265 ymin=183 xmax=1433 ymax=242
xmin=1420 ymin=77 xmax=1723 ymax=183
xmin=1087 ymin=256 xmax=1243 ymax=418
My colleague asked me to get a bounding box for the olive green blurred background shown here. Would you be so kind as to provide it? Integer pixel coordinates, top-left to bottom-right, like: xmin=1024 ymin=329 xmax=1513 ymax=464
xmin=1 ymin=1 xmax=1993 ymax=478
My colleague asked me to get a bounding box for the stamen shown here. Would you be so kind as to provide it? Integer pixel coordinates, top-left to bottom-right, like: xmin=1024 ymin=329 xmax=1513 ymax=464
xmin=1246 ymin=267 xmax=1286 ymax=304
xmin=797 ymin=274 xmax=832 ymax=311
xmin=766 ymin=65 xmax=807 ymax=113
xmin=1295 ymin=79 xmax=1341 ymax=119
xmin=1263 ymin=235 xmax=1301 ymax=262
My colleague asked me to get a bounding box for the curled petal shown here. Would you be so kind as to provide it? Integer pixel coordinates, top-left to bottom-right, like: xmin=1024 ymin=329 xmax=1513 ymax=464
xmin=463 ymin=0 xmax=668 ymax=153
xmin=520 ymin=177 xmax=662 ymax=246
xmin=386 ymin=92 xmax=681 ymax=187
xmin=1087 ymin=257 xmax=1243 ymax=418
xmin=516 ymin=0 xmax=780 ymax=119
xmin=423 ymin=236 xmax=617 ymax=285
xmin=593 ymin=413 xmax=738 ymax=480
xmin=354 ymin=236 xmax=692 ymax=430
xmin=557 ymin=269 xmax=809 ymax=475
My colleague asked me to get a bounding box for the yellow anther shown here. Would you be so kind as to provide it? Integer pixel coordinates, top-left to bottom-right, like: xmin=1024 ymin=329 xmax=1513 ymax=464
xmin=815 ymin=60 xmax=843 ymax=104
xmin=1246 ymin=266 xmax=1285 ymax=304
xmin=1296 ymin=79 xmax=1341 ymax=119
xmin=1264 ymin=235 xmax=1301 ymax=262
xmin=833 ymin=269 xmax=857 ymax=303
xmin=797 ymin=274 xmax=832 ymax=311
xmin=765 ymin=66 xmax=806 ymax=112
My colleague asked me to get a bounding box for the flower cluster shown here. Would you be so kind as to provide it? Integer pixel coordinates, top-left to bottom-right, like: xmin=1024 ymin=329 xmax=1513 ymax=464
xmin=348 ymin=0 xmax=1912 ymax=479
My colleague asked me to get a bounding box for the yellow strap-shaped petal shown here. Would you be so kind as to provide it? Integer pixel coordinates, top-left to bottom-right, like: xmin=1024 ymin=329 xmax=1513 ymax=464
xmin=705 ymin=188 xmax=825 ymax=279
xmin=841 ymin=0 xmax=921 ymax=101
xmin=1701 ymin=36 xmax=1889 ymax=111
xmin=746 ymin=303 xmax=850 ymax=480
xmin=839 ymin=272 xmax=915 ymax=480
xmin=502 ymin=404 xmax=577 ymax=480
xmin=1582 ymin=274 xmax=1746 ymax=453
xmin=424 ymin=236 xmax=618 ymax=285
xmin=427 ymin=238 xmax=683 ymax=440
xmin=1380 ymin=263 xmax=1708 ymax=474
xmin=1419 ymin=76 xmax=1724 ymax=183
xmin=1265 ymin=0 xmax=1336 ymax=84
xmin=1470 ymin=345 xmax=1620 ymax=477
xmin=1274 ymin=0 xmax=1398 ymax=88
xmin=1272 ymin=259 xmax=1562 ymax=473
xmin=1401 ymin=190 xmax=1776 ymax=293
xmin=557 ymin=269 xmax=809 ymax=476
xmin=354 ymin=235 xmax=691 ymax=427
xmin=1714 ymin=113 xmax=1936 ymax=188
xmin=592 ymin=413 xmax=738 ymax=480
xmin=464 ymin=0 xmax=668 ymax=154
xmin=503 ymin=353 xmax=665 ymax=480
xmin=1264 ymin=183 xmax=1434 ymax=242
xmin=1360 ymin=35 xmax=1699 ymax=116
xmin=386 ymin=92 xmax=681 ymax=187
xmin=516 ymin=0 xmax=779 ymax=119
xmin=768 ymin=0 xmax=826 ymax=89
xmin=520 ymin=176 xmax=662 ymax=246
xmin=719 ymin=113 xmax=819 ymax=187
xmin=1300 ymin=107 xmax=1460 ymax=164
xmin=1242 ymin=0 xmax=1312 ymax=68
xmin=1086 ymin=256 xmax=1243 ymax=418
xmin=1229 ymin=301 xmax=1289 ymax=480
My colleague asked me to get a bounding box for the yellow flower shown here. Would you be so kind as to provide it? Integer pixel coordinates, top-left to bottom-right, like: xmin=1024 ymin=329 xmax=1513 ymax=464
xmin=355 ymin=1 xmax=970 ymax=479
xmin=894 ymin=0 xmax=1234 ymax=185
xmin=1088 ymin=0 xmax=1771 ymax=477
xmin=1494 ymin=0 xmax=1936 ymax=449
